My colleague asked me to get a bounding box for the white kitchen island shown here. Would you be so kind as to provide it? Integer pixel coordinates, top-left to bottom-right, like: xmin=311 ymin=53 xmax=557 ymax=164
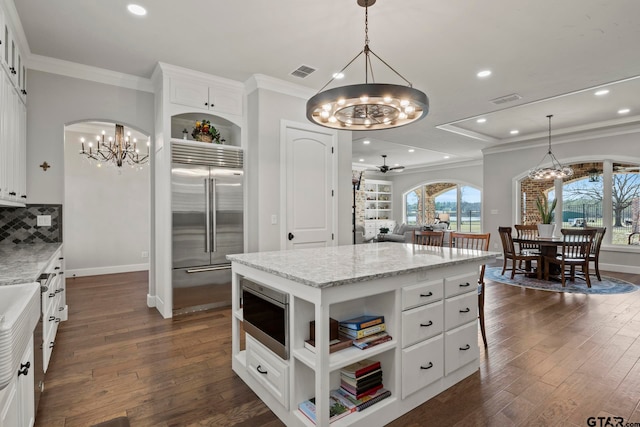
xmin=228 ymin=242 xmax=499 ymax=427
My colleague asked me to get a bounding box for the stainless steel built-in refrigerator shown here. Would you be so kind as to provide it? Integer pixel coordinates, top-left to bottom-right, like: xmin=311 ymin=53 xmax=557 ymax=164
xmin=171 ymin=143 xmax=243 ymax=315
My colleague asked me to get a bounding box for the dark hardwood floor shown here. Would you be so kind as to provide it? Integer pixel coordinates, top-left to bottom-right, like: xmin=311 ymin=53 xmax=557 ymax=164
xmin=35 ymin=269 xmax=640 ymax=427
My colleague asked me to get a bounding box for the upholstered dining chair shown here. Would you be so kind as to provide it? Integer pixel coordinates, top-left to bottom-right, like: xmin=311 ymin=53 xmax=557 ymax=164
xmin=497 ymin=227 xmax=542 ymax=279
xmin=449 ymin=232 xmax=490 ymax=348
xmin=543 ymin=228 xmax=596 ymax=287
xmin=413 ymin=230 xmax=444 ymax=247
xmin=586 ymin=227 xmax=606 ymax=281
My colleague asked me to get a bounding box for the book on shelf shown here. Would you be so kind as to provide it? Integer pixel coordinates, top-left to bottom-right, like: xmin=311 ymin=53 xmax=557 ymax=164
xmin=298 ymin=394 xmax=353 ymax=424
xmin=339 ymin=315 xmax=384 ymax=330
xmin=340 ymin=377 xmax=383 ymax=396
xmin=341 ymin=359 xmax=381 ymax=378
xmin=340 ymin=369 xmax=382 ymax=388
xmin=339 ymin=383 xmax=384 ymax=400
xmin=352 ymin=331 xmax=393 ymax=349
xmin=338 ymin=323 xmax=386 ymax=339
xmin=304 ymin=334 xmax=353 ymax=354
xmin=334 ymin=387 xmax=392 ymax=412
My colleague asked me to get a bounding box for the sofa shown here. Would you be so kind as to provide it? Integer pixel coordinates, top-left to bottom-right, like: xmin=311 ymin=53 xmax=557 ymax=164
xmin=382 ymin=222 xmax=450 ymax=244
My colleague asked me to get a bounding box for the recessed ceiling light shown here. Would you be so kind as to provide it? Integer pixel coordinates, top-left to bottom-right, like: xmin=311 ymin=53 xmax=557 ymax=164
xmin=394 ymin=164 xmax=400 ymax=167
xmin=408 ymin=149 xmax=415 ymax=153
xmin=476 ymin=118 xmax=487 ymax=124
xmin=510 ymin=130 xmax=519 ymax=135
xmin=332 ymin=72 xmax=344 ymax=79
xmin=477 ymin=70 xmax=492 ymax=78
xmin=618 ymin=108 xmax=631 ymax=114
xmin=444 ymin=156 xmax=450 ymax=159
xmin=595 ymin=89 xmax=609 ymax=96
xmin=359 ymin=158 xmax=364 ymax=162
xmin=127 ymin=4 xmax=147 ymax=15
xmin=363 ymin=140 xmax=370 ymax=144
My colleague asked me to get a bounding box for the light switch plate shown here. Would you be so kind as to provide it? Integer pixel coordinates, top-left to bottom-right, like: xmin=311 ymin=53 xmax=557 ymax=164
xmin=37 ymin=215 xmax=52 ymax=227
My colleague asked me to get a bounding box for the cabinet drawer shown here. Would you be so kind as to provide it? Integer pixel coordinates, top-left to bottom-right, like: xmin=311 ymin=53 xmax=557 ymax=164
xmin=444 ymin=292 xmax=477 ymax=331
xmin=43 ymin=324 xmax=57 ymax=373
xmin=401 ymin=334 xmax=444 ymax=399
xmin=444 ymin=272 xmax=478 ymax=298
xmin=246 ymin=335 xmax=289 ymax=409
xmin=402 ymin=279 xmax=443 ymax=311
xmin=402 ymin=300 xmax=444 ymax=348
xmin=444 ymin=321 xmax=479 ymax=375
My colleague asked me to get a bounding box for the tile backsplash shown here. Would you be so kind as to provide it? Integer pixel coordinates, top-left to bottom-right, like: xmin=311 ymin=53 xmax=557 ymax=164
xmin=0 ymin=204 xmax=63 ymax=243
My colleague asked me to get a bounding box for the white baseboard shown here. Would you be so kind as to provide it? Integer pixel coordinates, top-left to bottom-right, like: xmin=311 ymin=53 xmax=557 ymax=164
xmin=66 ymin=263 xmax=149 ymax=278
xmin=600 ymin=262 xmax=640 ymax=275
xmin=146 ymin=294 xmax=156 ymax=307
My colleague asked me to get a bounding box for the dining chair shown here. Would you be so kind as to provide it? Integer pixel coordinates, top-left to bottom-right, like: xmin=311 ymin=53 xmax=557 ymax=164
xmin=514 ymin=224 xmax=541 ymax=270
xmin=449 ymin=232 xmax=490 ymax=348
xmin=413 ymin=230 xmax=444 ymax=247
xmin=497 ymin=227 xmax=542 ymax=279
xmin=543 ymin=228 xmax=596 ymax=287
xmin=586 ymin=227 xmax=606 ymax=281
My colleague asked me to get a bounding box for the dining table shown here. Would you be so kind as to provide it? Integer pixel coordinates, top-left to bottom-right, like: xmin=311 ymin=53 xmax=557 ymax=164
xmin=512 ymin=235 xmax=564 ymax=277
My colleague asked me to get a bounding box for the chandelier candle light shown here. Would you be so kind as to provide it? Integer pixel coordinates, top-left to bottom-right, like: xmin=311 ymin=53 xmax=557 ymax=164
xmin=306 ymin=0 xmax=429 ymax=130
xmin=79 ymin=124 xmax=149 ymax=168
xmin=528 ymin=115 xmax=573 ymax=180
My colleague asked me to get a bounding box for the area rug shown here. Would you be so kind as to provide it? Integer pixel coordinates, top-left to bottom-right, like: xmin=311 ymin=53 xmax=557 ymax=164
xmin=485 ymin=267 xmax=639 ymax=295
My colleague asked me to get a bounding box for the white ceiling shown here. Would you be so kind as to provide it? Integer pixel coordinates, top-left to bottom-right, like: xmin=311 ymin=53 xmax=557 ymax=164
xmin=14 ymin=0 xmax=640 ymax=171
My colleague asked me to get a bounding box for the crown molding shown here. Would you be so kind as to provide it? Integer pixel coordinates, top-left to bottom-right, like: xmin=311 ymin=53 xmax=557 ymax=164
xmin=156 ymin=62 xmax=244 ymax=88
xmin=245 ymin=74 xmax=315 ymax=99
xmin=27 ymin=54 xmax=154 ymax=93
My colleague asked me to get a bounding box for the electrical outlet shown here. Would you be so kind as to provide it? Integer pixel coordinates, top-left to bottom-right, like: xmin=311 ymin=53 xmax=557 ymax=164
xmin=271 ymin=214 xmax=278 ymax=225
xmin=141 ymin=251 xmax=149 ymax=258
xmin=37 ymin=215 xmax=52 ymax=227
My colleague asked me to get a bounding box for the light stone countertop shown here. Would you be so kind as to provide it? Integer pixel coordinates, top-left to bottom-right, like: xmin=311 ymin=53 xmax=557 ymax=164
xmin=0 ymin=243 xmax=63 ymax=286
xmin=227 ymin=242 xmax=500 ymax=289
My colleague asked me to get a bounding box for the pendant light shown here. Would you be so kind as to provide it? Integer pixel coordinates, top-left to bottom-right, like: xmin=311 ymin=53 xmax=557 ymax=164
xmin=528 ymin=115 xmax=573 ymax=180
xmin=306 ymin=0 xmax=429 ymax=131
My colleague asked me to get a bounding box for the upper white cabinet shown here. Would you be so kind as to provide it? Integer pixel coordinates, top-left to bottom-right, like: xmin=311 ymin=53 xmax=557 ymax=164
xmin=170 ymin=77 xmax=242 ymax=117
xmin=0 ymin=1 xmax=27 ymax=207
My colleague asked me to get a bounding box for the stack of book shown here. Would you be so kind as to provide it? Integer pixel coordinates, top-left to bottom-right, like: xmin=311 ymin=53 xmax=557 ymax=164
xmin=298 ymin=394 xmax=353 ymax=424
xmin=335 ymin=359 xmax=391 ymax=410
xmin=339 ymin=315 xmax=392 ymax=350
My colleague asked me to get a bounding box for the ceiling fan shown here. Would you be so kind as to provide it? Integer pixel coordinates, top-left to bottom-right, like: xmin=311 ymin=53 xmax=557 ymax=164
xmin=367 ymin=155 xmax=405 ymax=173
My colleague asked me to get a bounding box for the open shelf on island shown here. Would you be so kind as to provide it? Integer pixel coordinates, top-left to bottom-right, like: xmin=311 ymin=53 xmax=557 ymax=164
xmin=292 ymin=339 xmax=397 ymax=372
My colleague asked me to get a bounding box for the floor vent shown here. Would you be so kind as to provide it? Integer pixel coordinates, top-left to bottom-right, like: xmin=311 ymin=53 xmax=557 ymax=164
xmin=490 ymin=93 xmax=522 ymax=105
xmin=291 ymin=65 xmax=316 ymax=78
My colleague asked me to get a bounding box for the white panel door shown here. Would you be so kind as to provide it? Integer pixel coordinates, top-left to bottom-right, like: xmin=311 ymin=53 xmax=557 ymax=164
xmin=284 ymin=124 xmax=335 ymax=250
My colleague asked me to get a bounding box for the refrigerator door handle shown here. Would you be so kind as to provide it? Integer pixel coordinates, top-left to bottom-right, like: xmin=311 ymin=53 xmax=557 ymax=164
xmin=186 ymin=264 xmax=232 ymax=273
xmin=205 ymin=178 xmax=211 ymax=253
xmin=211 ymin=178 xmax=217 ymax=253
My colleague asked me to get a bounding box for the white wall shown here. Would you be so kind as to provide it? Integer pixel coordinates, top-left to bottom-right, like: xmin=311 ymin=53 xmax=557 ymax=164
xmin=63 ymin=129 xmax=150 ymax=276
xmin=483 ymin=125 xmax=640 ymax=271
xmin=25 ymin=70 xmax=155 ymax=275
xmin=246 ymin=83 xmax=353 ymax=252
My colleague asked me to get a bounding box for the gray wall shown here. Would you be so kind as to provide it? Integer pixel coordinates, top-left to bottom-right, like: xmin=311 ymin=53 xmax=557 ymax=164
xmin=26 ymin=70 xmax=154 ymax=275
xmin=483 ymin=126 xmax=640 ymax=269
xmin=247 ymin=87 xmax=352 ymax=252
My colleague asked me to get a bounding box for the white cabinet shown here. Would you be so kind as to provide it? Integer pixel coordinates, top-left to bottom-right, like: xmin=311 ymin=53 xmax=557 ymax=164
xmin=170 ymin=77 xmax=242 ymax=117
xmin=0 ymin=337 xmax=35 ymax=427
xmin=364 ymin=180 xmax=392 ymax=221
xmin=42 ymin=247 xmax=66 ymax=373
xmin=0 ymin=2 xmax=27 ymax=207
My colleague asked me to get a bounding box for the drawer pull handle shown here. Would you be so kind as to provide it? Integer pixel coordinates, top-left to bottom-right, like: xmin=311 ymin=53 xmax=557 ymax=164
xmin=48 ymin=316 xmax=55 ymax=321
xmin=419 ymin=291 xmax=433 ymax=297
xmin=420 ymin=321 xmax=433 ymax=327
xmin=49 ymin=342 xmax=55 ymax=349
xmin=420 ymin=362 xmax=433 ymax=370
xmin=20 ymin=362 xmax=30 ymax=370
xmin=459 ymin=282 xmax=471 ymax=287
xmin=55 ymin=318 xmax=61 ymax=323
xmin=54 ymin=266 xmax=60 ymax=270
xmin=49 ymin=293 xmax=55 ymax=298
xmin=256 ymin=365 xmax=268 ymax=375
xmin=459 ymin=307 xmax=470 ymax=313
xmin=59 ymin=307 xmax=65 ymax=311
xmin=459 ymin=344 xmax=471 ymax=351
xmin=18 ymin=367 xmax=29 ymax=377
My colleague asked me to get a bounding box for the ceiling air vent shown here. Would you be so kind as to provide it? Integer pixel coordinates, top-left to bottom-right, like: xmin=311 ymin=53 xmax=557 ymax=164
xmin=291 ymin=65 xmax=316 ymax=79
xmin=490 ymin=93 xmax=522 ymax=105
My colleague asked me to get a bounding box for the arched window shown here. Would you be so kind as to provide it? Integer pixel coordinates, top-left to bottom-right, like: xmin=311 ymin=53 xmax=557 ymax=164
xmin=404 ymin=183 xmax=482 ymax=231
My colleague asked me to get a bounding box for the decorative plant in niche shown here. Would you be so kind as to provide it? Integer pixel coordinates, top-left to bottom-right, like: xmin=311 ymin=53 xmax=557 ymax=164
xmin=536 ymin=195 xmax=557 ymax=224
xmin=192 ymin=119 xmax=225 ymax=144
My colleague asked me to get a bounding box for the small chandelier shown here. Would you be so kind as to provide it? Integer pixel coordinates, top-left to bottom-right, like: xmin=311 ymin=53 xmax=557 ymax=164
xmin=528 ymin=115 xmax=573 ymax=180
xmin=79 ymin=124 xmax=149 ymax=168
xmin=306 ymin=0 xmax=429 ymax=131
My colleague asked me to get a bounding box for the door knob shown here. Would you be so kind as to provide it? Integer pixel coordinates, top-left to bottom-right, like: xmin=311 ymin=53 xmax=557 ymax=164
xmin=288 ymin=232 xmax=294 ymax=241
